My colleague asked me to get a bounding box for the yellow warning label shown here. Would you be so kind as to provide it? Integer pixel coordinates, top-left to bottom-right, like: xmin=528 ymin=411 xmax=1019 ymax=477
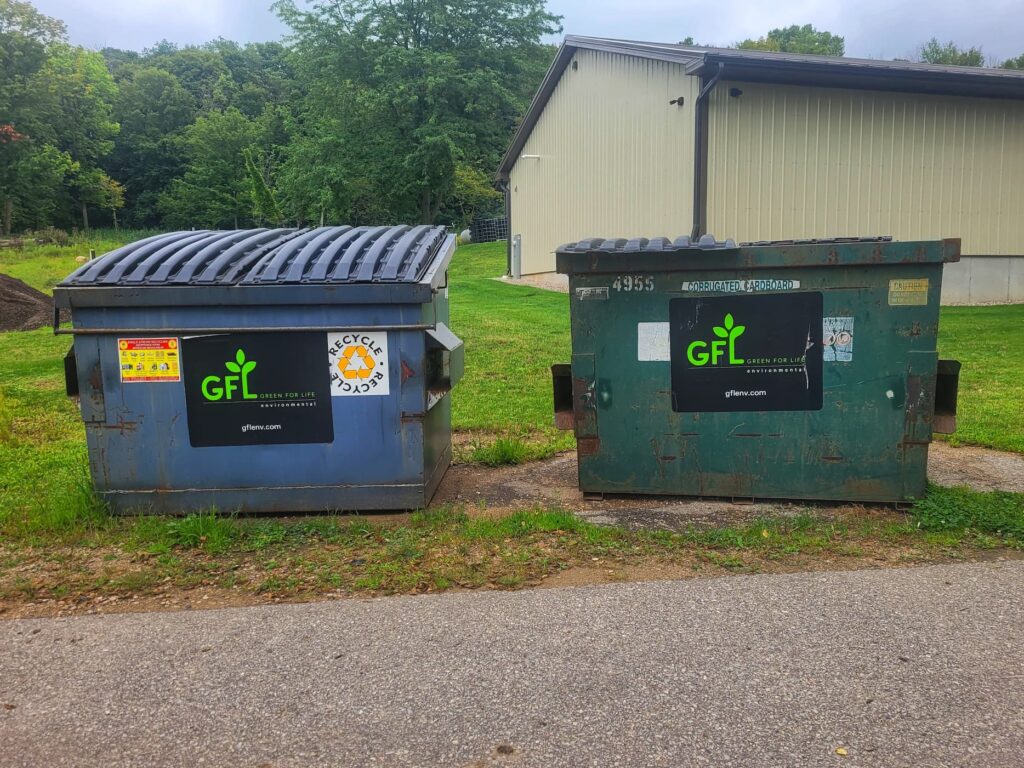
xmin=118 ymin=337 xmax=181 ymax=383
xmin=888 ymin=278 xmax=929 ymax=306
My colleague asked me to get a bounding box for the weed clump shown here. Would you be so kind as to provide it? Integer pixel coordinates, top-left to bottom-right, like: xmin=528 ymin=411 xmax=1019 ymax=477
xmin=166 ymin=511 xmax=238 ymax=554
xmin=913 ymin=485 xmax=1024 ymax=540
xmin=467 ymin=436 xmax=530 ymax=466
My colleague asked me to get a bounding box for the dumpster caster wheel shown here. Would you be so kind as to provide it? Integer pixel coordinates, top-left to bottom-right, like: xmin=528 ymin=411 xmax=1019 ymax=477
xmin=583 ymin=491 xmax=605 ymax=501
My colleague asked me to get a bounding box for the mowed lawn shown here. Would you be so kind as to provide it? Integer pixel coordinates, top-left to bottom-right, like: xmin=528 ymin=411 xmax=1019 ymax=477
xmin=448 ymin=241 xmax=572 ymax=448
xmin=937 ymin=305 xmax=1024 ymax=453
xmin=0 ymin=236 xmax=1021 ymax=539
xmin=1 ymin=236 xmax=1023 ymax=606
xmin=0 ymin=237 xmax=576 ymax=537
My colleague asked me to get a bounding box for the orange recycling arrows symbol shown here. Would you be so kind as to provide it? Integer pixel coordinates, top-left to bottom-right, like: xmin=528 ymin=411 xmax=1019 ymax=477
xmin=337 ymin=344 xmax=376 ymax=380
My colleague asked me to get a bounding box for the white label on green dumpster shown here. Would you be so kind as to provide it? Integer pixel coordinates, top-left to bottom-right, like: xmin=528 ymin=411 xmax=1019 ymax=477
xmin=681 ymin=279 xmax=800 ymax=293
xmin=576 ymin=286 xmax=609 ymax=300
xmin=637 ymin=322 xmax=671 ymax=361
xmin=327 ymin=332 xmax=390 ymax=396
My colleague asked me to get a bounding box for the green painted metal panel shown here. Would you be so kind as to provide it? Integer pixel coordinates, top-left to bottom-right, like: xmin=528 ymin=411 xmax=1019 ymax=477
xmin=556 ymin=238 xmax=959 ymax=503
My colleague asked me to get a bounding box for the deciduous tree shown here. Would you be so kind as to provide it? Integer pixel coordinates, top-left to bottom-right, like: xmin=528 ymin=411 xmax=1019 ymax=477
xmin=274 ymin=0 xmax=561 ymax=224
xmin=738 ymin=24 xmax=844 ymax=56
xmin=158 ymin=107 xmax=258 ymax=228
xmin=1001 ymin=53 xmax=1024 ymax=70
xmin=916 ymin=38 xmax=985 ymax=66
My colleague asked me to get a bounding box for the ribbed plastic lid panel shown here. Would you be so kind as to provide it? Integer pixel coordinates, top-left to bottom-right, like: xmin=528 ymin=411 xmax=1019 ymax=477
xmin=557 ymin=235 xmax=894 ymax=253
xmin=60 ymin=226 xmax=450 ymax=287
xmin=557 ymin=235 xmax=738 ymax=253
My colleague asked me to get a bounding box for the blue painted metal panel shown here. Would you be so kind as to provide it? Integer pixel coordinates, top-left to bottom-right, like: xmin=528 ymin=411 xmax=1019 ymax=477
xmin=59 ymin=228 xmax=460 ymax=514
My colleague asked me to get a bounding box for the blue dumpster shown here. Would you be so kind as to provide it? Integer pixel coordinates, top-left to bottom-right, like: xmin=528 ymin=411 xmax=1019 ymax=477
xmin=54 ymin=226 xmax=462 ymax=514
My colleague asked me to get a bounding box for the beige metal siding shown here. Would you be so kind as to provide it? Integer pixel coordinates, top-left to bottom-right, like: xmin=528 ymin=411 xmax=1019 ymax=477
xmin=706 ymin=81 xmax=1024 ymax=255
xmin=510 ymin=50 xmax=698 ymax=274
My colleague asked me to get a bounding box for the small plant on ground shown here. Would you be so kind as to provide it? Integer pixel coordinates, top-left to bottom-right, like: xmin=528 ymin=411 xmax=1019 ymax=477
xmin=165 ymin=511 xmax=238 ymax=554
xmin=467 ymin=435 xmax=531 ymax=466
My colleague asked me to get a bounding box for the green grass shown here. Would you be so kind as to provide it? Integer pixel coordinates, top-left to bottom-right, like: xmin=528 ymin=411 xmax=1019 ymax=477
xmin=937 ymin=304 xmax=1024 ymax=453
xmin=913 ymin=485 xmax=1024 ymax=539
xmin=1 ymin=235 xmax=1023 ymax=608
xmin=448 ymin=242 xmax=574 ymax=453
xmin=0 ymin=229 xmax=156 ymax=293
xmin=0 ymin=326 xmax=101 ymax=539
xmin=3 ymin=235 xmax=1017 ymax=455
xmin=2 ymin=498 xmax=1020 ymax=607
xmin=465 ymin=436 xmax=531 ymax=466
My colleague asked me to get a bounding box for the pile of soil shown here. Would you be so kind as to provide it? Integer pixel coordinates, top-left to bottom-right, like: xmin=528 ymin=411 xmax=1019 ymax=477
xmin=0 ymin=273 xmax=58 ymax=331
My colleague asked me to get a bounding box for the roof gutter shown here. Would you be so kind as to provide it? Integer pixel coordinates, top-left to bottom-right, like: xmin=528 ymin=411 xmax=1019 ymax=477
xmin=691 ymin=61 xmax=724 ymax=241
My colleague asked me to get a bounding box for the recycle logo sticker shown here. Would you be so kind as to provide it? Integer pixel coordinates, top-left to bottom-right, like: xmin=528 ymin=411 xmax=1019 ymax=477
xmin=338 ymin=344 xmax=376 ymax=380
xmin=327 ymin=332 xmax=390 ymax=396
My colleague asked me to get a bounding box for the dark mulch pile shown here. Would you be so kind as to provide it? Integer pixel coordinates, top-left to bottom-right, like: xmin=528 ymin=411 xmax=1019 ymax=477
xmin=0 ymin=273 xmax=58 ymax=331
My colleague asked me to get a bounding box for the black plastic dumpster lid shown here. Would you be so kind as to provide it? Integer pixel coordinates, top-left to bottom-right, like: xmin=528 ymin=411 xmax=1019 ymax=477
xmin=557 ymin=234 xmax=738 ymax=253
xmin=60 ymin=226 xmax=451 ymax=288
xmin=555 ymin=235 xmax=959 ymax=275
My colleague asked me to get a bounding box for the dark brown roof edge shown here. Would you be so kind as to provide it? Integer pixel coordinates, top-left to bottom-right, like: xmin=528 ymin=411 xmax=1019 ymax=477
xmin=495 ymin=42 xmax=576 ymax=183
xmin=495 ymin=35 xmax=1024 ymax=181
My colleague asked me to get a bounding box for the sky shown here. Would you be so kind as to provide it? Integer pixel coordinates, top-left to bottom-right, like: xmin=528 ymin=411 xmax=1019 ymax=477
xmin=32 ymin=0 xmax=1024 ymax=63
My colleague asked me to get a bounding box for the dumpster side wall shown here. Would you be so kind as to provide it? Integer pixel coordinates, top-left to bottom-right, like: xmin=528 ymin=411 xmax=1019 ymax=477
xmin=565 ymin=260 xmax=948 ymax=502
xmin=71 ymin=300 xmax=447 ymax=513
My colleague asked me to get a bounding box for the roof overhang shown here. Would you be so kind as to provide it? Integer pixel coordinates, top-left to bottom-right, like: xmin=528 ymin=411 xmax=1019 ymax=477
xmin=687 ymin=50 xmax=1024 ymax=100
xmin=496 ymin=36 xmax=1024 ymax=182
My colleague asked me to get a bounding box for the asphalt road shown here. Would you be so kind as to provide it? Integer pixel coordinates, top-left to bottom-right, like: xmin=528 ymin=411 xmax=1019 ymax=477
xmin=2 ymin=561 xmax=1023 ymax=768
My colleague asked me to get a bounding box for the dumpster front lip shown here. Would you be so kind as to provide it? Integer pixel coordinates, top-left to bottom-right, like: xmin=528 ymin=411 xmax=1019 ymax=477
xmin=53 ymin=322 xmax=437 ymax=336
xmin=53 ymin=280 xmax=443 ymax=310
xmin=555 ymin=238 xmax=961 ymax=274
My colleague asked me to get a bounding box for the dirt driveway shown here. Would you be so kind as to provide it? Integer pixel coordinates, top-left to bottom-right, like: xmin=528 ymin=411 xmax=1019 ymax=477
xmin=435 ymin=441 xmax=1024 ymax=532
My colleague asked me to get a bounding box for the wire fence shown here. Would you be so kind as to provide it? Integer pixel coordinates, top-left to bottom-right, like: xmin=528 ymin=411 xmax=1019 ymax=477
xmin=469 ymin=217 xmax=508 ymax=244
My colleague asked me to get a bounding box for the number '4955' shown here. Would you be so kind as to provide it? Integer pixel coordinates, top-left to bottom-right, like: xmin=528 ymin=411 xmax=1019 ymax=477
xmin=612 ymin=275 xmax=654 ymax=292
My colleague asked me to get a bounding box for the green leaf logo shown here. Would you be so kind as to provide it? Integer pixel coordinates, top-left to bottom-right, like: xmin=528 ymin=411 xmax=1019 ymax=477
xmin=225 ymin=350 xmax=242 ymax=373
xmin=225 ymin=349 xmax=256 ymax=375
xmin=714 ymin=314 xmax=745 ymax=341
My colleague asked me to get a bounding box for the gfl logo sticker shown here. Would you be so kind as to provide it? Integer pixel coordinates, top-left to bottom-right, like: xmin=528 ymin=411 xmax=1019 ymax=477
xmin=687 ymin=313 xmax=746 ymax=366
xmin=202 ymin=349 xmax=258 ymax=400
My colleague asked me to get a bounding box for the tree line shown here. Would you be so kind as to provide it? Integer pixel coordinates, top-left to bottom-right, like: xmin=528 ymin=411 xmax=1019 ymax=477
xmin=685 ymin=24 xmax=1024 ymax=67
xmin=0 ymin=0 xmax=558 ymax=235
xmin=2 ymin=1 xmax=1021 ymax=237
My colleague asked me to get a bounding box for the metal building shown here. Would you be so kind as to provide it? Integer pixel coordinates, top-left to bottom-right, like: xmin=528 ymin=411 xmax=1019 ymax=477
xmin=496 ymin=37 xmax=1024 ymax=304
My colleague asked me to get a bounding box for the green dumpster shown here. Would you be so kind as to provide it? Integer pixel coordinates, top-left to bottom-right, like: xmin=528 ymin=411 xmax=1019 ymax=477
xmin=552 ymin=236 xmax=961 ymax=503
